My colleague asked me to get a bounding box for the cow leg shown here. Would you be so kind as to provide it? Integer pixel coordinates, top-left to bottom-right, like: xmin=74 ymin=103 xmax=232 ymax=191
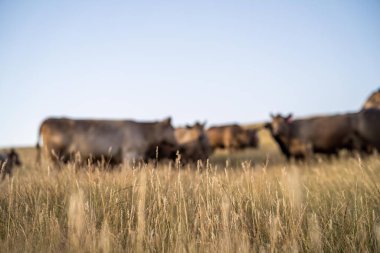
xmin=49 ymin=148 xmax=71 ymax=169
xmin=1 ymin=165 xmax=10 ymax=180
xmin=1 ymin=163 xmax=9 ymax=180
xmin=44 ymin=148 xmax=61 ymax=169
xmin=329 ymin=151 xmax=339 ymax=160
xmin=7 ymin=169 xmax=12 ymax=178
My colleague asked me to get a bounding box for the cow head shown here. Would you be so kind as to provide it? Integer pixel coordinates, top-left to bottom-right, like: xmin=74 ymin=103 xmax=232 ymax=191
xmin=189 ymin=122 xmax=209 ymax=146
xmin=8 ymin=149 xmax=22 ymax=166
xmin=177 ymin=121 xmax=211 ymax=161
xmin=267 ymin=113 xmax=293 ymax=136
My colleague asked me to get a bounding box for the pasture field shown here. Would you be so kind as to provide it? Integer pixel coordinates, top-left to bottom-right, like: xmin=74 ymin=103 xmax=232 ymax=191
xmin=2 ymin=130 xmax=380 ymax=252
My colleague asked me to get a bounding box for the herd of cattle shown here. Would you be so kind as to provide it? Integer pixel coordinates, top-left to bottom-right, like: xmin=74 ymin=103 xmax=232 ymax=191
xmin=1 ymin=89 xmax=380 ymax=179
xmin=34 ymin=118 xmax=259 ymax=165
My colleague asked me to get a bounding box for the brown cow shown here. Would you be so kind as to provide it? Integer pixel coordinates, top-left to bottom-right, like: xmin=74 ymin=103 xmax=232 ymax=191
xmin=206 ymin=124 xmax=251 ymax=151
xmin=362 ymin=89 xmax=380 ymax=110
xmin=0 ymin=149 xmax=22 ymax=180
xmin=265 ymin=113 xmax=359 ymax=160
xmin=175 ymin=122 xmax=212 ymax=162
xmin=145 ymin=122 xmax=212 ymax=163
xmin=37 ymin=117 xmax=178 ymax=165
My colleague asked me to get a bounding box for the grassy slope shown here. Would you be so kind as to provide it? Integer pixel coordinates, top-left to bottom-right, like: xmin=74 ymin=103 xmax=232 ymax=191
xmin=1 ymin=130 xmax=380 ymax=252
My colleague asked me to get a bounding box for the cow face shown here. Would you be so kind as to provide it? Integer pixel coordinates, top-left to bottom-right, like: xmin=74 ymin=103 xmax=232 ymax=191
xmin=187 ymin=122 xmax=209 ymax=147
xmin=269 ymin=113 xmax=293 ymax=136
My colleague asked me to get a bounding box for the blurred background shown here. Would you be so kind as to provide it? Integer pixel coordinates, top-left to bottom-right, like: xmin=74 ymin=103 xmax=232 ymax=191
xmin=1 ymin=0 xmax=379 ymax=147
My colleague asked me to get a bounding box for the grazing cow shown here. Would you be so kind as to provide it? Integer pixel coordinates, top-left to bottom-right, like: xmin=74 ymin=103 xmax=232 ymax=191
xmin=174 ymin=122 xmax=212 ymax=162
xmin=362 ymin=89 xmax=380 ymax=110
xmin=206 ymin=124 xmax=251 ymax=151
xmin=145 ymin=122 xmax=212 ymax=163
xmin=0 ymin=149 xmax=22 ymax=180
xmin=353 ymin=108 xmax=380 ymax=151
xmin=36 ymin=117 xmax=178 ymax=165
xmin=265 ymin=113 xmax=359 ymax=160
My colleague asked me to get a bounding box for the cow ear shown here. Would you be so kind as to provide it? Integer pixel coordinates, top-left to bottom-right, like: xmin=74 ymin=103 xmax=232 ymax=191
xmin=186 ymin=125 xmax=192 ymax=129
xmin=162 ymin=117 xmax=172 ymax=126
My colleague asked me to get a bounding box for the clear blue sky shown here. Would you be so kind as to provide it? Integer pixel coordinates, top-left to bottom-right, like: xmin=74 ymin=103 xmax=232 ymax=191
xmin=0 ymin=0 xmax=379 ymax=147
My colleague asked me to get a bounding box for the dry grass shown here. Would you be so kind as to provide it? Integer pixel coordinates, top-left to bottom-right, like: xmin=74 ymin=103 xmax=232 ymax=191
xmin=1 ymin=130 xmax=380 ymax=252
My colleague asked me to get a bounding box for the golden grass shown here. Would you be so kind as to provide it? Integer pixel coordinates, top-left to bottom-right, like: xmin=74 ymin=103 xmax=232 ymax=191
xmin=1 ymin=130 xmax=380 ymax=252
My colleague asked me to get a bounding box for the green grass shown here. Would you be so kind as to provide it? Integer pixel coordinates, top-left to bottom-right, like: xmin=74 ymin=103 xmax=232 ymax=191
xmin=1 ymin=130 xmax=380 ymax=252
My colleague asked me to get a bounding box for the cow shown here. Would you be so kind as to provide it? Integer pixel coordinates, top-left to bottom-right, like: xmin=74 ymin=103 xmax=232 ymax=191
xmin=145 ymin=122 xmax=212 ymax=163
xmin=0 ymin=149 xmax=22 ymax=180
xmin=174 ymin=122 xmax=212 ymax=162
xmin=246 ymin=128 xmax=259 ymax=149
xmin=362 ymin=89 xmax=380 ymax=110
xmin=352 ymin=108 xmax=380 ymax=152
xmin=36 ymin=117 xmax=178 ymax=165
xmin=264 ymin=113 xmax=359 ymax=160
xmin=144 ymin=140 xmax=178 ymax=162
xmin=206 ymin=124 xmax=251 ymax=152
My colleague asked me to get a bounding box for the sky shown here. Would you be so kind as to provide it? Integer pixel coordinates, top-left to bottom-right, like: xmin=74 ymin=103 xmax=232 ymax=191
xmin=0 ymin=0 xmax=379 ymax=147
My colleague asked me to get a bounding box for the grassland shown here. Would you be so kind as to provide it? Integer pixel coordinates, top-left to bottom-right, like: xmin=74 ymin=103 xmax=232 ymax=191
xmin=1 ymin=130 xmax=380 ymax=252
